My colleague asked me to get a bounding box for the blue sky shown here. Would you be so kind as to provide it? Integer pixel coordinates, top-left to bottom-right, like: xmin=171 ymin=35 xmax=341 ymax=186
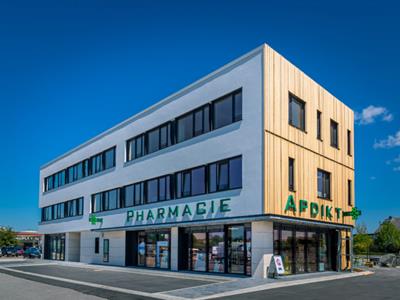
xmin=0 ymin=0 xmax=399 ymax=232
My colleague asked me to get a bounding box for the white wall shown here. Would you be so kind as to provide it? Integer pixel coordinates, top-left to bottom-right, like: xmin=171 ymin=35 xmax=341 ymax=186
xmin=80 ymin=230 xmax=125 ymax=266
xmin=65 ymin=232 xmax=80 ymax=262
xmin=251 ymin=221 xmax=274 ymax=278
xmin=38 ymin=48 xmax=264 ymax=235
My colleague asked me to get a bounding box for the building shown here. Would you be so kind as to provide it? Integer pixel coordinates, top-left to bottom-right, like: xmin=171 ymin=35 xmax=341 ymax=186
xmin=38 ymin=44 xmax=356 ymax=277
xmin=15 ymin=231 xmax=42 ymax=249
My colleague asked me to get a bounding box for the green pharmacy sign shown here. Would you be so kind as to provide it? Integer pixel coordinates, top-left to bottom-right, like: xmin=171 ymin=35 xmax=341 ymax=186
xmin=89 ymin=214 xmax=103 ymax=225
xmin=127 ymin=198 xmax=231 ymax=222
xmin=284 ymin=195 xmax=361 ymax=221
xmin=343 ymin=207 xmax=362 ymax=220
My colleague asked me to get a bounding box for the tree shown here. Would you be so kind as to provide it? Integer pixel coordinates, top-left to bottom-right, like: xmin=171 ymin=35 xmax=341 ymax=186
xmin=0 ymin=227 xmax=17 ymax=247
xmin=353 ymin=222 xmax=373 ymax=254
xmin=375 ymin=221 xmax=400 ymax=253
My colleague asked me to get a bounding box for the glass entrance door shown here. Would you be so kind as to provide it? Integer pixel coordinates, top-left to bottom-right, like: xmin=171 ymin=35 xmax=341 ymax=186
xmin=208 ymin=230 xmax=224 ymax=273
xmin=227 ymin=225 xmax=245 ymax=274
xmin=191 ymin=232 xmax=206 ymax=271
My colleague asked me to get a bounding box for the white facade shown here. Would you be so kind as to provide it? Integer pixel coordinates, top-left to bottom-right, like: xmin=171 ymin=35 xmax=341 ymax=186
xmin=39 ymin=46 xmax=274 ymax=277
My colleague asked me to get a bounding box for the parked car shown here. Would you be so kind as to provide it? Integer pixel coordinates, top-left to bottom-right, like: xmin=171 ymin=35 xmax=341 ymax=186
xmin=15 ymin=247 xmax=24 ymax=257
xmin=23 ymin=248 xmax=41 ymax=259
xmin=4 ymin=247 xmax=17 ymax=257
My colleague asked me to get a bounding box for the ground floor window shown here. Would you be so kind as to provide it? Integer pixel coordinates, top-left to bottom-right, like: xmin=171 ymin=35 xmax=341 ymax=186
xmin=137 ymin=230 xmax=170 ymax=269
xmin=180 ymin=223 xmax=251 ymax=275
xmin=103 ymin=239 xmax=109 ymax=262
xmin=44 ymin=233 xmax=65 ymax=261
xmin=273 ymin=223 xmax=338 ymax=275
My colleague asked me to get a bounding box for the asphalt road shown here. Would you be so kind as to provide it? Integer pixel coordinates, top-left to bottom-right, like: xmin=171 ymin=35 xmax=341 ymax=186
xmin=0 ymin=263 xmax=399 ymax=300
xmin=219 ymin=268 xmax=400 ymax=300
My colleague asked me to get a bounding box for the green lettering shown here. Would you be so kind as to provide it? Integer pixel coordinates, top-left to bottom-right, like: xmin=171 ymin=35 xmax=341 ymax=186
xmin=321 ymin=205 xmax=324 ymax=217
xmin=196 ymin=202 xmax=207 ymax=215
xmin=136 ymin=210 xmax=144 ymax=221
xmin=285 ymin=195 xmax=297 ymax=212
xmin=127 ymin=210 xmax=134 ymax=221
xmin=326 ymin=206 xmax=333 ymax=220
xmin=157 ymin=208 xmax=165 ymax=219
xmin=147 ymin=210 xmax=154 ymax=220
xmin=168 ymin=206 xmax=179 ymax=218
xmin=210 ymin=200 xmax=215 ymax=213
xmin=299 ymin=199 xmax=308 ymax=213
xmin=310 ymin=202 xmax=319 ymax=218
xmin=220 ymin=198 xmax=231 ymax=212
xmin=182 ymin=205 xmax=192 ymax=216
xmin=335 ymin=208 xmax=342 ymax=220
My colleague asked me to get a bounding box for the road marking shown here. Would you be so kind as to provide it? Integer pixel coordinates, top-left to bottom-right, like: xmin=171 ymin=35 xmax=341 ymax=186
xmin=0 ymin=266 xmax=170 ymax=299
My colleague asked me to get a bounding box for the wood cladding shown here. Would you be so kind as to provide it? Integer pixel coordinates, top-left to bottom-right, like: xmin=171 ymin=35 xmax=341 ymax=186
xmin=263 ymin=45 xmax=355 ymax=226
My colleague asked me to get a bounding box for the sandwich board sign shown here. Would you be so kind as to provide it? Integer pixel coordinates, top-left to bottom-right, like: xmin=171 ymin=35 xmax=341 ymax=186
xmin=274 ymin=256 xmax=285 ymax=275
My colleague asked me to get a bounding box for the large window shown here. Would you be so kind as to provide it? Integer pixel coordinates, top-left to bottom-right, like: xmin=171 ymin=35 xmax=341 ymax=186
xmin=44 ymin=147 xmax=116 ymax=192
xmin=289 ymin=93 xmax=306 ymax=131
xmin=289 ymin=158 xmax=295 ymax=191
xmin=213 ymin=91 xmax=242 ymax=130
xmin=330 ymin=120 xmax=339 ymax=148
xmin=92 ymin=189 xmax=121 ymax=213
xmin=126 ymin=89 xmax=242 ymax=162
xmin=41 ymin=197 xmax=84 ymax=222
xmin=91 ymin=156 xmax=242 ymax=213
xmin=317 ymin=169 xmax=331 ymax=199
xmin=208 ymin=156 xmax=242 ymax=193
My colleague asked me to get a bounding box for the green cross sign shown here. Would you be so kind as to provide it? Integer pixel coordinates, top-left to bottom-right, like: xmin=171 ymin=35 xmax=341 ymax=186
xmin=89 ymin=214 xmax=103 ymax=225
xmin=343 ymin=207 xmax=362 ymax=220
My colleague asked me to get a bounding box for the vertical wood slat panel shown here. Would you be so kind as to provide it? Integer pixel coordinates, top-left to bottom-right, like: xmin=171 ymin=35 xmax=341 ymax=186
xmin=263 ymin=45 xmax=355 ymax=227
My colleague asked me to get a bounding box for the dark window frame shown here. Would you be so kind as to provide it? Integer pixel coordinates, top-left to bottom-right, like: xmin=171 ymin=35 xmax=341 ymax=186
xmin=44 ymin=147 xmax=116 ymax=192
xmin=289 ymin=93 xmax=306 ymax=131
xmin=348 ymin=180 xmax=352 ymax=206
xmin=125 ymin=89 xmax=242 ymax=163
xmin=289 ymin=157 xmax=295 ymax=191
xmin=41 ymin=197 xmax=84 ymax=222
xmin=317 ymin=110 xmax=322 ymax=140
xmin=95 ymin=237 xmax=100 ymax=254
xmin=347 ymin=130 xmax=352 ymax=156
xmin=317 ymin=169 xmax=331 ymax=200
xmin=330 ymin=120 xmax=339 ymax=149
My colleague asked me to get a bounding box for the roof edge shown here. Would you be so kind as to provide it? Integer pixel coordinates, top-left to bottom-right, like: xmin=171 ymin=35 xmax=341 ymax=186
xmin=40 ymin=44 xmax=265 ymax=170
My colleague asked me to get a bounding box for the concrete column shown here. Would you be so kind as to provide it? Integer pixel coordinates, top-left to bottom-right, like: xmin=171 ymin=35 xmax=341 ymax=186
xmin=65 ymin=232 xmax=81 ymax=262
xmin=170 ymin=227 xmax=179 ymax=271
xmin=251 ymin=221 xmax=274 ymax=278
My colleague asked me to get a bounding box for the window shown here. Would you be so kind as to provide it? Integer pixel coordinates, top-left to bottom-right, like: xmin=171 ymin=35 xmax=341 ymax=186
xmin=103 ymin=239 xmax=109 ymax=262
xmin=95 ymin=238 xmax=99 ymax=254
xmin=135 ymin=182 xmax=144 ymax=206
xmin=124 ymin=184 xmax=135 ymax=207
xmin=191 ymin=167 xmax=206 ymax=196
xmin=347 ymin=130 xmax=352 ymax=156
xmin=147 ymin=128 xmax=160 ymax=154
xmin=289 ymin=93 xmax=306 ymax=131
xmin=147 ymin=179 xmax=159 ymax=203
xmin=125 ymin=89 xmax=241 ymax=162
xmin=317 ymin=169 xmax=331 ymax=199
xmin=317 ymin=111 xmax=322 ymax=140
xmin=92 ymin=193 xmax=103 ymax=213
xmin=289 ymin=158 xmax=295 ymax=191
xmin=44 ymin=147 xmax=116 ymax=192
xmin=41 ymin=197 xmax=83 ymax=222
xmin=229 ymin=157 xmax=242 ymax=189
xmin=104 ymin=148 xmax=115 ymax=169
xmin=213 ymin=90 xmax=243 ymax=130
xmin=104 ymin=189 xmax=119 ymax=210
xmin=177 ymin=113 xmax=193 ymax=143
xmin=208 ymin=157 xmax=242 ymax=193
xmin=348 ymin=180 xmax=352 ymax=206
xmin=330 ymin=120 xmax=339 ymax=148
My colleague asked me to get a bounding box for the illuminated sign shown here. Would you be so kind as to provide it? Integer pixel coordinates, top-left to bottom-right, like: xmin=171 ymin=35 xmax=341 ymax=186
xmin=89 ymin=214 xmax=103 ymax=225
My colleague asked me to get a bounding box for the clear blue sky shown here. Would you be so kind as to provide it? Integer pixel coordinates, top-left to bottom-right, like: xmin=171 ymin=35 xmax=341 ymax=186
xmin=1 ymin=0 xmax=399 ymax=232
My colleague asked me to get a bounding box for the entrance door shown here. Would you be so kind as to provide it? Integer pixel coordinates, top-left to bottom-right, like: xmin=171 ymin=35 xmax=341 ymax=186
xmin=227 ymin=225 xmax=245 ymax=274
xmin=330 ymin=230 xmax=339 ymax=271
